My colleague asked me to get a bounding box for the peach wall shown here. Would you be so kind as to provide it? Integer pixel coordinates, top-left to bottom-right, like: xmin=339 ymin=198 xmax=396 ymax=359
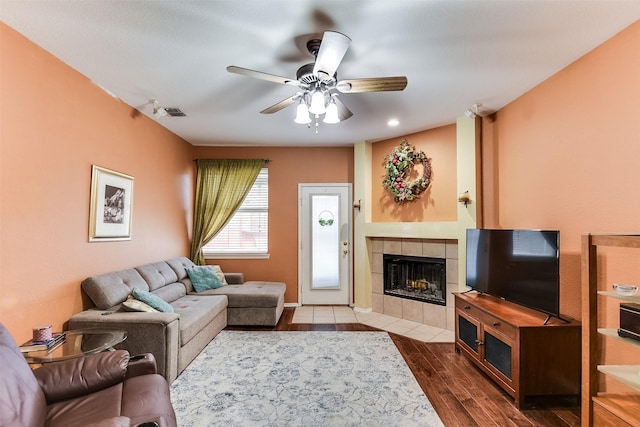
xmin=482 ymin=21 xmax=640 ymax=320
xmin=192 ymin=146 xmax=354 ymax=303
xmin=371 ymin=125 xmax=457 ymax=222
xmin=0 ymin=24 xmax=194 ymax=343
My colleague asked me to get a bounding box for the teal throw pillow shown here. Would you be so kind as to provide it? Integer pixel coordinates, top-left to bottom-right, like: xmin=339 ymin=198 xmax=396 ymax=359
xmin=187 ymin=266 xmax=225 ymax=292
xmin=131 ymin=288 xmax=174 ymax=313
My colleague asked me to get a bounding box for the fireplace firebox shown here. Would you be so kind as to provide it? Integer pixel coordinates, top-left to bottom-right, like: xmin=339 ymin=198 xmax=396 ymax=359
xmin=383 ymin=254 xmax=446 ymax=305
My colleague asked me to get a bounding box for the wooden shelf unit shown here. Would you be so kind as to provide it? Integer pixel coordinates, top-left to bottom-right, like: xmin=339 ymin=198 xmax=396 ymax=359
xmin=582 ymin=233 xmax=640 ymax=426
xmin=454 ymin=292 xmax=581 ymax=408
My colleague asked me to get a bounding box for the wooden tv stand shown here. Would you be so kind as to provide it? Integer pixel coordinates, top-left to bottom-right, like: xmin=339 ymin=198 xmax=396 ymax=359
xmin=454 ymin=292 xmax=581 ymax=408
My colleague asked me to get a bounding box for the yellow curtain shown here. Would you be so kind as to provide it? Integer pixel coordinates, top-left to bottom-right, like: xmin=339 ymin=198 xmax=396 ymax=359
xmin=190 ymin=159 xmax=264 ymax=265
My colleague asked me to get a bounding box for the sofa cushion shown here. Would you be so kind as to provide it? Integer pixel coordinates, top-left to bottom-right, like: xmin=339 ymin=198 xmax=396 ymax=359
xmin=122 ymin=296 xmax=158 ymax=313
xmin=151 ymin=282 xmax=187 ymax=303
xmin=82 ymin=269 xmax=149 ymax=310
xmin=35 ymin=350 xmax=129 ymax=403
xmin=171 ymin=295 xmax=227 ymax=344
xmin=135 ymin=262 xmax=179 ymax=291
xmin=210 ymin=265 xmax=229 ymax=285
xmin=132 ymin=289 xmax=174 ymax=313
xmin=187 ymin=266 xmax=225 ymax=292
xmin=195 ymin=282 xmax=286 ymax=308
xmin=121 ymin=375 xmax=176 ymax=426
xmin=165 ymin=257 xmax=197 ymax=281
xmin=45 ymin=383 xmax=125 ymax=426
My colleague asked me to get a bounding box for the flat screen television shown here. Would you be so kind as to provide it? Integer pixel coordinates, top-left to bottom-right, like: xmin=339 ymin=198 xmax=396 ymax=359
xmin=466 ymin=228 xmax=561 ymax=320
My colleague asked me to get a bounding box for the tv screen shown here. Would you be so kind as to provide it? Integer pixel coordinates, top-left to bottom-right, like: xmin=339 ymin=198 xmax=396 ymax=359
xmin=466 ymin=228 xmax=560 ymax=318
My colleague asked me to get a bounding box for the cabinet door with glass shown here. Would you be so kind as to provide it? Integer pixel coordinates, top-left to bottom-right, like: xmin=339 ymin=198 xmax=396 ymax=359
xmin=456 ymin=309 xmax=481 ymax=357
xmin=482 ymin=327 xmax=514 ymax=390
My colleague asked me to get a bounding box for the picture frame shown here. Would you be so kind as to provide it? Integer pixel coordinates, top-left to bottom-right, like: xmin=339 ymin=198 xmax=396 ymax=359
xmin=89 ymin=165 xmax=134 ymax=242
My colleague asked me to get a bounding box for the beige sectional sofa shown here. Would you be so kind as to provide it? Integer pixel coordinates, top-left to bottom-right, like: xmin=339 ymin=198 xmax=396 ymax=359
xmin=69 ymin=257 xmax=285 ymax=383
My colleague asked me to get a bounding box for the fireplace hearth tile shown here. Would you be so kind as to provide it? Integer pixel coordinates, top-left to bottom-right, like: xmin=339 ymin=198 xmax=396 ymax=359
xmin=383 ymin=239 xmax=402 ymax=255
xmin=423 ymin=304 xmax=446 ymax=329
xmin=403 ymin=324 xmax=445 ymax=342
xmin=446 ymin=259 xmax=458 ymax=284
xmin=384 ymin=322 xmax=415 ymax=335
xmin=401 ymin=239 xmax=422 ymax=256
xmin=353 ymin=311 xmax=381 ymax=322
xmin=372 ymin=272 xmax=383 ymax=294
xmin=372 ymin=293 xmax=384 ymax=313
xmin=431 ymin=330 xmax=455 ymax=342
xmin=372 ymin=252 xmax=383 ymax=274
xmin=445 ymin=241 xmax=458 ymax=259
xmin=362 ymin=313 xmax=400 ymax=329
xmin=402 ymin=299 xmax=423 ymax=323
xmin=423 ymin=241 xmax=446 ymax=258
xmin=371 ymin=238 xmax=384 ymax=253
xmin=383 ymin=295 xmax=403 ymax=318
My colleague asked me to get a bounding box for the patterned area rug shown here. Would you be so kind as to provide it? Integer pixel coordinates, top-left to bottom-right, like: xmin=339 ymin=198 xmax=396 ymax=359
xmin=170 ymin=330 xmax=443 ymax=426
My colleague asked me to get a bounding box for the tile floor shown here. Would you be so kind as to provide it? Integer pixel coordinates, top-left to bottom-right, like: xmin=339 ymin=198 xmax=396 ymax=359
xmin=292 ymin=306 xmax=455 ymax=343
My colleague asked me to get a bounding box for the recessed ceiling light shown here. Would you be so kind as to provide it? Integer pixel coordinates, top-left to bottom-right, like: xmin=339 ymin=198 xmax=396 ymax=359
xmin=387 ymin=118 xmax=399 ymax=127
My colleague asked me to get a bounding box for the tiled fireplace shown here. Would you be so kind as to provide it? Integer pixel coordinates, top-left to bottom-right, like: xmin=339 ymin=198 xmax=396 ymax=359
xmin=370 ymin=237 xmax=458 ymax=330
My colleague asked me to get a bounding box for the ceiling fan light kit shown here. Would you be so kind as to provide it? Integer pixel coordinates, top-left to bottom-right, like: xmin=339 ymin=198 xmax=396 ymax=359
xmin=323 ymin=98 xmax=340 ymax=124
xmin=294 ymin=99 xmax=312 ymax=124
xmin=308 ymin=88 xmax=326 ymax=115
xmin=227 ymin=30 xmax=407 ymax=133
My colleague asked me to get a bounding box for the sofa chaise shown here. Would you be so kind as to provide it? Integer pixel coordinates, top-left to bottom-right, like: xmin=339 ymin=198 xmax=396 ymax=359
xmin=69 ymin=257 xmax=285 ymax=383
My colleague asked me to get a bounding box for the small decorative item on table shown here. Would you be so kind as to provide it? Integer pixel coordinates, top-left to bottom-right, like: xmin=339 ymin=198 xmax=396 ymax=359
xmin=20 ymin=331 xmax=66 ymax=353
xmin=613 ymin=283 xmax=638 ymax=297
xmin=32 ymin=325 xmax=52 ymax=342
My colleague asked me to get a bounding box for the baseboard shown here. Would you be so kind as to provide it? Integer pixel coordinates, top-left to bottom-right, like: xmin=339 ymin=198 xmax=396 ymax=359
xmin=284 ymin=302 xmax=300 ymax=308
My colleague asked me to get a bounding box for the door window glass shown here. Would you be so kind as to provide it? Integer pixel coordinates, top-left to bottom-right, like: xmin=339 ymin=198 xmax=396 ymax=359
xmin=311 ymin=194 xmax=339 ymax=289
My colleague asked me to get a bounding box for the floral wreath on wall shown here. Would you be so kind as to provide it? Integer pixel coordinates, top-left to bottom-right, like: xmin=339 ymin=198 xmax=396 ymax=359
xmin=382 ymin=139 xmax=432 ymax=203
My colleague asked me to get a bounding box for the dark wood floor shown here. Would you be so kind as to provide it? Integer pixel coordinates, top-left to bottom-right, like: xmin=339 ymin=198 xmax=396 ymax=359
xmin=229 ymin=308 xmax=580 ymax=427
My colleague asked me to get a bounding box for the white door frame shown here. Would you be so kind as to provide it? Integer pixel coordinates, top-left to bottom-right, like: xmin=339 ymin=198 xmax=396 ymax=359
xmin=298 ymin=183 xmax=353 ymax=306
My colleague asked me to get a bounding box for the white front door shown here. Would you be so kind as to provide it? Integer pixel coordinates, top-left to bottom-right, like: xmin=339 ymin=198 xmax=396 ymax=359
xmin=299 ymin=184 xmax=352 ymax=305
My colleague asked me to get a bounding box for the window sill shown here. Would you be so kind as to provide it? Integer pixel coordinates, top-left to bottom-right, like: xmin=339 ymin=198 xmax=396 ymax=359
xmin=204 ymin=253 xmax=270 ymax=260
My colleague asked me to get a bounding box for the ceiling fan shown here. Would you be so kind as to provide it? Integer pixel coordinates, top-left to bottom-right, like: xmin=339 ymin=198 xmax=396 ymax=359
xmin=227 ymin=31 xmax=407 ymax=126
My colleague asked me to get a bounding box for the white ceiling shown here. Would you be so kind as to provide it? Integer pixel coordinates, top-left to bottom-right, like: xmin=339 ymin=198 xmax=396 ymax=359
xmin=2 ymin=1 xmax=639 ymax=147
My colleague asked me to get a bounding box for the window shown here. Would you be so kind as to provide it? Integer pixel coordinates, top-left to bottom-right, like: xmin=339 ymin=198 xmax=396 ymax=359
xmin=203 ymin=168 xmax=268 ymax=258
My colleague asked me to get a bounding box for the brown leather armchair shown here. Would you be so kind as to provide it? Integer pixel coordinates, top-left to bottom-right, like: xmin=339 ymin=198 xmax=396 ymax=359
xmin=0 ymin=323 xmax=177 ymax=427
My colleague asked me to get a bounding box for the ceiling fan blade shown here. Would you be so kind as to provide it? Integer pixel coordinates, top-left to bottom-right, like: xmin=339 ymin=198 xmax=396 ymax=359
xmin=260 ymin=95 xmax=300 ymax=114
xmin=227 ymin=66 xmax=299 ymax=86
xmin=336 ymin=76 xmax=408 ymax=93
xmin=334 ymin=97 xmax=353 ymax=121
xmin=312 ymin=31 xmax=351 ymax=78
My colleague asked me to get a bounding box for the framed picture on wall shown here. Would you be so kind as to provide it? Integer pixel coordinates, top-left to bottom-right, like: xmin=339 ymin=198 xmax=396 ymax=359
xmin=89 ymin=165 xmax=134 ymax=242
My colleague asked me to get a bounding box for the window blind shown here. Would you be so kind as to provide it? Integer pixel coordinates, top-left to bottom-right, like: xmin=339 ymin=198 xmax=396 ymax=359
xmin=203 ymin=168 xmax=268 ymax=257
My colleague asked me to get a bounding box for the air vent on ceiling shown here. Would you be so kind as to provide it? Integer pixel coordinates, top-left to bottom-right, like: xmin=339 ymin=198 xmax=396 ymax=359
xmin=164 ymin=107 xmax=187 ymax=117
